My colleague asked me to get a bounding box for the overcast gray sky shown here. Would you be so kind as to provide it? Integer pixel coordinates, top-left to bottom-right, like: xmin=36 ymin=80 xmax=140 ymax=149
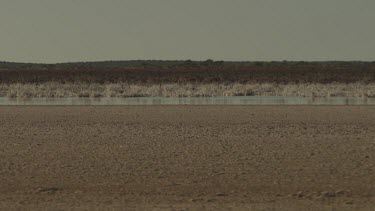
xmin=1 ymin=0 xmax=374 ymax=63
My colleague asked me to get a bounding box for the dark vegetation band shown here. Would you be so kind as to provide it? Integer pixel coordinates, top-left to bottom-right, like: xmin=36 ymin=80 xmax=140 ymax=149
xmin=1 ymin=61 xmax=375 ymax=84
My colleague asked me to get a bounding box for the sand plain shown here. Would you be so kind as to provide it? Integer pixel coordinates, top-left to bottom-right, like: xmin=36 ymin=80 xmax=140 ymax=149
xmin=0 ymin=106 xmax=375 ymax=210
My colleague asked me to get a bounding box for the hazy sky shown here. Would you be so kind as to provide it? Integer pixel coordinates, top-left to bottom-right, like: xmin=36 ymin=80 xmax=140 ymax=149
xmin=1 ymin=0 xmax=375 ymax=63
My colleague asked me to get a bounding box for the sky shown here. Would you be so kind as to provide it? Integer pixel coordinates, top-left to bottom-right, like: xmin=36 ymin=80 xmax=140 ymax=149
xmin=1 ymin=0 xmax=375 ymax=63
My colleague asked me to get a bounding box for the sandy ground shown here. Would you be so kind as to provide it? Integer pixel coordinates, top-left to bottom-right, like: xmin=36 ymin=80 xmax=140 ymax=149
xmin=0 ymin=106 xmax=375 ymax=210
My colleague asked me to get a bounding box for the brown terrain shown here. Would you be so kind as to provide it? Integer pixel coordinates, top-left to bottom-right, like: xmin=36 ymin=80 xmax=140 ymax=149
xmin=0 ymin=106 xmax=375 ymax=210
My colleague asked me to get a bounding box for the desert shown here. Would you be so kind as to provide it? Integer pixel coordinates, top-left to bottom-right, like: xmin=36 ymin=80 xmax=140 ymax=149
xmin=1 ymin=106 xmax=374 ymax=210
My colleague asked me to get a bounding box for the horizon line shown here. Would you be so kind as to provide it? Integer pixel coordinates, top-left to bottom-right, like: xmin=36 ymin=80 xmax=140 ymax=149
xmin=1 ymin=59 xmax=375 ymax=65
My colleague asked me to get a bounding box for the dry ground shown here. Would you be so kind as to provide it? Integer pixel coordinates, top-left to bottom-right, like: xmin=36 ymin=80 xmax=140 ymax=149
xmin=0 ymin=106 xmax=375 ymax=210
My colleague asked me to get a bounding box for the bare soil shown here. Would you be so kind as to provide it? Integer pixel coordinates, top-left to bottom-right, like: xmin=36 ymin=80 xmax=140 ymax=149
xmin=0 ymin=106 xmax=375 ymax=210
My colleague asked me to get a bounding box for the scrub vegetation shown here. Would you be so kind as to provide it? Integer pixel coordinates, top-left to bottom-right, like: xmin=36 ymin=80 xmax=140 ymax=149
xmin=1 ymin=60 xmax=375 ymax=98
xmin=1 ymin=82 xmax=375 ymax=98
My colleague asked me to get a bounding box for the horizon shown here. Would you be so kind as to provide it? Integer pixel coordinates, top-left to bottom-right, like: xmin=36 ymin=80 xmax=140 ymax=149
xmin=1 ymin=59 xmax=375 ymax=65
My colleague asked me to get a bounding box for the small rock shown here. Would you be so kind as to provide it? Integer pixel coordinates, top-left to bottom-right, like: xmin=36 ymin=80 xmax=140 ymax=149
xmin=190 ymin=198 xmax=203 ymax=202
xmin=295 ymin=191 xmax=304 ymax=198
xmin=37 ymin=187 xmax=59 ymax=194
xmin=216 ymin=193 xmax=228 ymax=197
xmin=320 ymin=191 xmax=336 ymax=198
xmin=335 ymin=190 xmax=346 ymax=196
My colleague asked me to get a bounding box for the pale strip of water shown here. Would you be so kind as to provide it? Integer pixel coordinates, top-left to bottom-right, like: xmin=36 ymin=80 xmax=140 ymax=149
xmin=0 ymin=96 xmax=375 ymax=106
